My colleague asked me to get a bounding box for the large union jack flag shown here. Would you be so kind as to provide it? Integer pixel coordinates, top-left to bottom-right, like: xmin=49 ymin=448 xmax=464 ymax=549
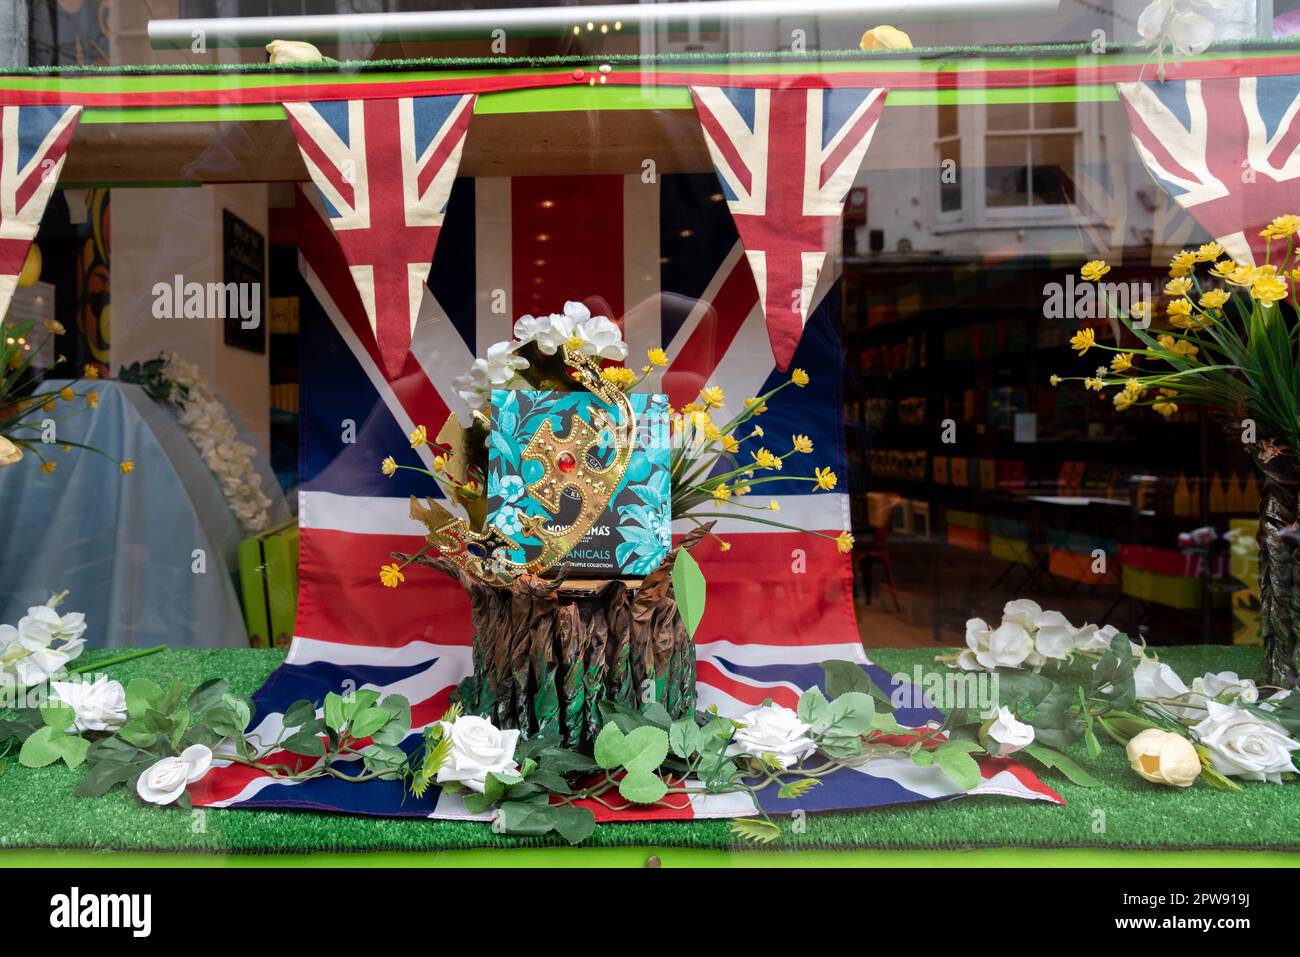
xmin=187 ymin=172 xmax=1060 ymax=819
xmin=690 ymin=86 xmax=886 ymax=371
xmin=284 ymin=94 xmax=475 ymax=379
xmin=1117 ymin=76 xmax=1300 ymax=266
xmin=0 ymin=104 xmax=80 ymax=322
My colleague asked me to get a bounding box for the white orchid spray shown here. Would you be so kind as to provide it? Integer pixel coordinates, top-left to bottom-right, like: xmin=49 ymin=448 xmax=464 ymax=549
xmin=1136 ymin=0 xmax=1225 ymax=78
xmin=0 ymin=591 xmax=87 ymax=688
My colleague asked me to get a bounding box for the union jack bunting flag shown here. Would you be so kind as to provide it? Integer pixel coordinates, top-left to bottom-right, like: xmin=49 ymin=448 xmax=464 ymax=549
xmin=284 ymin=94 xmax=475 ymax=379
xmin=1117 ymin=76 xmax=1300 ymax=266
xmin=188 ymin=173 xmax=1061 ymax=819
xmin=690 ymin=86 xmax=886 ymax=371
xmin=0 ymin=104 xmax=81 ymax=321
xmin=1065 ymin=160 xmax=1206 ymax=267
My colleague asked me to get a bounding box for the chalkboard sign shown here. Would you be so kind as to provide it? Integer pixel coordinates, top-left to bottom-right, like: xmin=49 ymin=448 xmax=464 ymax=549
xmin=222 ymin=209 xmax=266 ymax=354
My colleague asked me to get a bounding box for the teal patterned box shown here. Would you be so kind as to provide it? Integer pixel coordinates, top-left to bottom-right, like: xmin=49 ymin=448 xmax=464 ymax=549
xmin=486 ymin=390 xmax=672 ymax=577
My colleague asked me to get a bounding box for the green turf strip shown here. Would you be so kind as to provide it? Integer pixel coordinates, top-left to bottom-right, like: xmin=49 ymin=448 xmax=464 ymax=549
xmin=0 ymin=645 xmax=1297 ymax=856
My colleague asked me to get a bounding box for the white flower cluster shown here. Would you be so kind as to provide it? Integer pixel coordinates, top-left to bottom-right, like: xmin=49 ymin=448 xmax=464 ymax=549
xmin=451 ymin=301 xmax=628 ymax=425
xmin=0 ymin=600 xmax=86 ymax=687
xmin=1138 ymin=0 xmax=1222 ymax=58
xmin=958 ymin=599 xmax=1120 ymax=672
xmin=163 ymin=354 xmax=272 ymax=534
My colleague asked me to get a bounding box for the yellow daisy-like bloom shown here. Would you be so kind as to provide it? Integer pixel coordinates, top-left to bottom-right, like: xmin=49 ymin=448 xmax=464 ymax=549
xmin=1049 ymin=374 xmax=1061 ymax=386
xmin=1195 ymin=242 xmax=1225 ymax=262
xmin=433 ymin=454 xmax=446 ymax=473
xmin=379 ymin=563 xmax=405 ymax=588
xmin=58 ymin=385 xmax=75 ymax=402
xmin=1113 ymin=391 xmax=1135 ymax=411
xmin=1260 ymin=214 xmax=1300 ymax=240
xmin=40 ymin=461 xmax=56 ymax=474
xmin=1070 ymin=328 xmax=1096 ymax=354
xmin=743 ymin=397 xmax=767 ymax=414
xmin=836 ymin=530 xmax=855 ymax=554
xmin=1080 ymin=260 xmax=1110 ymax=281
xmin=85 ymin=392 xmax=100 ymax=409
xmin=1123 ymin=378 xmax=1147 ymax=399
xmin=719 ymin=540 xmax=732 ymax=552
xmin=119 ymin=460 xmax=135 ymax=475
xmin=752 ymin=447 xmax=782 ymax=470
xmin=1158 ymin=335 xmax=1199 ymax=360
xmin=1084 ymin=377 xmax=1104 ymax=392
xmin=409 ymin=424 xmax=428 ymax=448
xmin=699 ymin=385 xmax=725 ymax=408
xmin=647 ymin=347 xmax=668 ymax=367
xmin=1210 ymin=259 xmax=1238 ymax=280
xmin=711 ymin=483 xmax=732 ymax=505
xmin=792 ymin=434 xmax=813 ymax=454
xmin=1252 ymin=273 xmax=1290 ymax=306
xmin=600 ymin=366 xmax=636 ymax=387
xmin=791 ymin=368 xmax=809 ymax=387
xmin=83 ymin=364 xmax=100 ymax=380
xmin=1166 ymin=297 xmax=1193 ymax=319
xmin=751 ymin=425 xmax=764 ymax=438
xmin=681 ymin=402 xmax=700 ymax=415
xmin=1225 ymin=264 xmax=1258 ymax=288
xmin=1159 ymin=387 xmax=1179 ymax=398
xmin=814 ymin=466 xmax=838 ymax=491
xmin=1152 ymin=401 xmax=1178 ymax=417
xmin=1168 ymin=250 xmax=1197 ymax=277
xmin=1129 ymin=301 xmax=1153 ymax=324
xmin=1110 ymin=353 xmax=1134 ymax=373
xmin=1199 ymin=289 xmax=1230 ymax=309
xmin=721 ymin=434 xmax=740 ymax=454
xmin=41 ymin=398 xmax=55 ymax=412
xmin=703 ymin=422 xmax=722 ymax=441
xmin=43 ymin=318 xmax=65 ymax=335
xmin=732 ymin=482 xmax=751 ymax=496
xmin=381 ymin=456 xmax=397 ymax=477
xmin=768 ymin=500 xmax=780 ymax=512
xmin=1164 ymin=277 xmax=1193 ymax=297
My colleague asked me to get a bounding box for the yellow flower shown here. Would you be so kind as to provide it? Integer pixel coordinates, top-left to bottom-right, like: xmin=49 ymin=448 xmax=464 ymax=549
xmin=119 ymin=460 xmax=135 ymax=475
xmin=1110 ymin=353 xmax=1134 ymax=373
xmin=1211 ymin=259 xmax=1238 ymax=280
xmin=381 ymin=456 xmax=397 ymax=477
xmin=1252 ymin=273 xmax=1289 ymax=306
xmin=1113 ymin=391 xmax=1135 ymax=411
xmin=1164 ymin=277 xmax=1192 ymax=297
xmin=58 ymin=385 xmax=74 ymax=402
xmin=1168 ymin=250 xmax=1197 ymax=277
xmin=40 ymin=461 xmax=56 ymax=474
xmin=1225 ymin=264 xmax=1258 ymax=287
xmin=1049 ymin=374 xmax=1061 ymax=386
xmin=681 ymin=402 xmax=700 ymax=415
xmin=732 ymin=482 xmax=751 ymax=496
xmin=836 ymin=530 xmax=855 ymax=554
xmin=1123 ymin=378 xmax=1147 ymax=399
xmin=82 ymin=364 xmax=100 ymax=379
xmin=1167 ymin=297 xmax=1193 ymax=319
xmin=433 ymin=454 xmax=446 ymax=473
xmin=699 ymin=385 xmax=725 ymax=408
xmin=792 ymin=434 xmax=813 ymax=454
xmin=791 ymin=368 xmax=809 ymax=387
xmin=711 ymin=483 xmax=732 ymax=505
xmin=1070 ymin=328 xmax=1096 ymax=354
xmin=1260 ymin=214 xmax=1300 ymax=240
xmin=1199 ymin=289 xmax=1230 ymax=309
xmin=41 ymin=398 xmax=55 ymax=412
xmin=1158 ymin=334 xmax=1199 ymax=360
xmin=85 ymin=392 xmax=100 ymax=409
xmin=1080 ymin=260 xmax=1110 ymax=281
xmin=379 ymin=563 xmax=405 ymax=588
xmin=719 ymin=540 xmax=732 ymax=552
xmin=743 ymin=398 xmax=767 ymax=414
xmin=721 ymin=434 xmax=740 ymax=454
xmin=1195 ymin=242 xmax=1224 ymax=262
xmin=1152 ymin=401 xmax=1179 ymax=417
xmin=703 ymin=422 xmax=722 ymax=441
xmin=751 ymin=425 xmax=764 ymax=438
xmin=409 ymin=424 xmax=427 ymax=448
xmin=42 ymin=318 xmax=65 ymax=335
xmin=768 ymin=500 xmax=780 ymax=512
xmin=814 ymin=466 xmax=838 ymax=491
xmin=1129 ymin=301 xmax=1153 ymax=323
xmin=600 ymin=366 xmax=637 ymax=387
xmin=1084 ymin=377 xmax=1104 ymax=392
xmin=752 ymin=448 xmax=782 ymax=470
xmin=647 ymin=347 xmax=668 ymax=367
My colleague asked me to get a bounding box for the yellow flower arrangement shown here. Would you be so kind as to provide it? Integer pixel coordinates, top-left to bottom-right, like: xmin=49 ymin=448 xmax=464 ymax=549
xmin=792 ymin=434 xmax=813 ymax=454
xmin=409 ymin=424 xmax=428 ymax=448
xmin=1080 ymin=260 xmax=1110 ymax=281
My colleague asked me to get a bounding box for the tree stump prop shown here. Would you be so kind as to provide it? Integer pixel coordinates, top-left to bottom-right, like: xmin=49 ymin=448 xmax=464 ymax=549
xmin=397 ymin=523 xmax=713 ymax=751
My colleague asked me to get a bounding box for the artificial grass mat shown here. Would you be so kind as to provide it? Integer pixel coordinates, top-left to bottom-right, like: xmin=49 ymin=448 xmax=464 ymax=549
xmin=1 ymin=644 xmax=1297 ymax=856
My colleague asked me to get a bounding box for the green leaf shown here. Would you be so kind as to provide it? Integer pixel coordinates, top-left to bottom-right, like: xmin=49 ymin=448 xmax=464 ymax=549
xmin=115 ymin=719 xmax=158 ymax=749
xmin=934 ymin=743 xmax=982 ymax=790
xmin=323 ymin=692 xmax=346 ymax=732
xmin=671 ymin=548 xmax=707 ymax=639
xmin=188 ymin=678 xmax=229 ymax=715
xmin=593 ymin=723 xmax=628 ymax=770
xmin=18 ymin=726 xmax=65 ymax=768
xmin=282 ymin=699 xmax=317 ymax=729
xmin=668 ymin=718 xmax=700 ymax=759
xmin=547 ymin=805 xmax=597 ymax=845
xmin=822 ymin=660 xmax=889 ymax=705
xmin=125 ymin=678 xmax=163 ymax=719
xmin=797 ymin=687 xmax=832 ymax=728
xmin=1022 ymin=743 xmax=1102 ymax=788
xmin=730 ymin=818 xmax=781 ymax=845
xmin=597 ymin=724 xmax=669 ymax=774
xmin=74 ymin=759 xmax=143 ymax=798
xmin=378 ymin=694 xmax=410 ymax=720
xmin=348 ymin=707 xmax=392 ymax=741
xmin=826 ymin=692 xmax=875 ymax=735
xmin=40 ymin=705 xmax=76 ymax=731
xmin=61 ymin=735 xmax=90 ymax=769
xmin=282 ymin=730 xmax=326 ymax=757
xmin=618 ymin=768 xmax=669 ymax=804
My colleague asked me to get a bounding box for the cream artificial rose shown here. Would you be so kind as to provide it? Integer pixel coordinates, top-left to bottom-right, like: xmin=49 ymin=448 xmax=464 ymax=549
xmin=1190 ymin=702 xmax=1300 ymax=784
xmin=50 ymin=675 xmax=127 ymax=732
xmin=986 ymin=706 xmax=1035 ymax=757
xmin=0 ymin=435 xmax=22 ymax=467
xmin=1126 ymin=728 xmax=1201 ymax=787
xmin=136 ymin=745 xmax=213 ymax=805
xmin=725 ymin=703 xmax=817 ymax=769
xmin=435 ymin=715 xmax=520 ymax=793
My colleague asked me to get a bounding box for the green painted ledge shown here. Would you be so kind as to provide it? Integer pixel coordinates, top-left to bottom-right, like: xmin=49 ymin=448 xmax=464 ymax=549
xmin=2 ymin=847 xmax=1298 ymax=868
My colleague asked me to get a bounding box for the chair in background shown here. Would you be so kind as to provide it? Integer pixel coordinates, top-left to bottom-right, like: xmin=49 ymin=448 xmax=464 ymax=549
xmin=859 ymin=491 xmax=902 ymax=612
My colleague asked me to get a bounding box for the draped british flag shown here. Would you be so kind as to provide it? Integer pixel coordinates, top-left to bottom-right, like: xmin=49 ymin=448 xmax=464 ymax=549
xmin=1117 ymin=75 xmax=1300 ymax=267
xmin=1066 ymin=160 xmax=1206 ymax=266
xmin=188 ymin=172 xmax=1060 ymax=819
xmin=284 ymin=94 xmax=475 ymax=379
xmin=0 ymin=104 xmax=80 ymax=322
xmin=689 ymin=86 xmax=887 ymax=372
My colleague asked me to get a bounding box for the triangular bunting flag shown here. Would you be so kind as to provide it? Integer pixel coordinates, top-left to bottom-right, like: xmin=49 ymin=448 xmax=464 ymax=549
xmin=690 ymin=85 xmax=886 ymax=369
xmin=0 ymin=104 xmax=81 ymax=320
xmin=1117 ymin=76 xmax=1300 ymax=266
xmin=284 ymin=94 xmax=475 ymax=378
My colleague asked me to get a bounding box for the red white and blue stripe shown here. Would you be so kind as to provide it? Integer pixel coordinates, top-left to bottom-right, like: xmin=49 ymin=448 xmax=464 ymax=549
xmin=189 ymin=172 xmax=1061 ymax=818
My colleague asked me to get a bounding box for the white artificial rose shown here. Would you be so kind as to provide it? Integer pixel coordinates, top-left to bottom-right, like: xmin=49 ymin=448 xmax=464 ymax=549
xmin=1190 ymin=702 xmax=1300 ymax=783
xmin=435 ymin=715 xmax=520 ymax=793
xmin=977 ymin=621 xmax=1034 ymax=670
xmin=986 ymin=706 xmax=1035 ymax=757
xmin=1133 ymin=656 xmax=1190 ymax=703
xmin=136 ymin=745 xmax=213 ymax=805
xmin=481 ymin=340 xmax=530 ymax=386
xmin=1190 ymin=671 xmax=1258 ymax=705
xmin=1001 ymin=598 xmax=1045 ymax=630
xmin=575 ymin=311 xmax=628 ymax=361
xmin=956 ymin=617 xmax=993 ymax=671
xmin=50 ymin=675 xmax=128 ymax=732
xmin=725 ymin=703 xmax=817 ymax=769
xmin=1032 ymin=610 xmax=1078 ymax=661
xmin=0 ymin=434 xmax=23 ymax=468
xmin=1126 ymin=728 xmax=1201 ymax=787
